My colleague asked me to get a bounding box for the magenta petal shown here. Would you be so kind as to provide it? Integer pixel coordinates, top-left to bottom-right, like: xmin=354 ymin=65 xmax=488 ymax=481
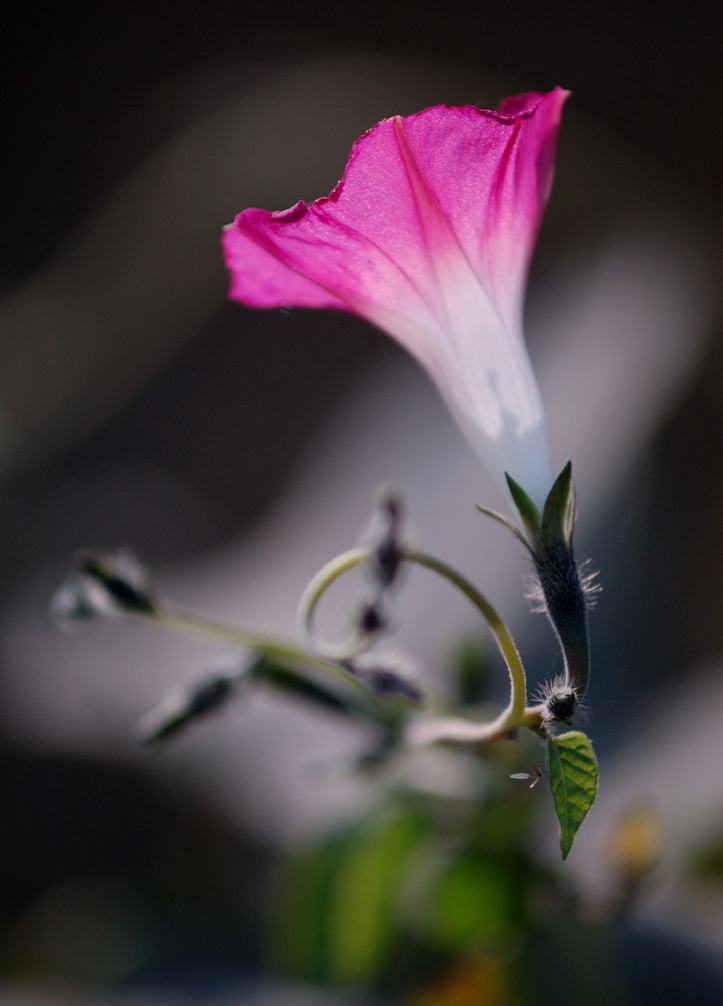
xmin=223 ymin=88 xmax=568 ymax=509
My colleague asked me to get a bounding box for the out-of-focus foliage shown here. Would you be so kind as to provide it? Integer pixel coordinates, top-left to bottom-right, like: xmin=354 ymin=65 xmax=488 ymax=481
xmin=261 ymin=632 xmax=628 ymax=1005
xmin=267 ymin=775 xmax=632 ymax=1005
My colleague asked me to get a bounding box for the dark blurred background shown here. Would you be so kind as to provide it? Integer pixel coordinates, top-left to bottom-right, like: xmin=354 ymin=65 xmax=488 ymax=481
xmin=3 ymin=2 xmax=723 ymax=563
xmin=2 ymin=2 xmax=723 ymax=1003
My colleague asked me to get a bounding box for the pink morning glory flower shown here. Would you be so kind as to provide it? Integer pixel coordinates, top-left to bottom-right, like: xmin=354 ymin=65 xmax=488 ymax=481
xmin=223 ymin=88 xmax=568 ymax=511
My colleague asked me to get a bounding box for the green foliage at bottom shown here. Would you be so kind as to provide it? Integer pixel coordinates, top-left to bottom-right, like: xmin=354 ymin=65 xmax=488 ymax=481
xmin=268 ymin=808 xmax=426 ymax=984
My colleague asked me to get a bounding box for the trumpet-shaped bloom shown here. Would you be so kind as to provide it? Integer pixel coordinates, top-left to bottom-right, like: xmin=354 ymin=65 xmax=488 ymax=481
xmin=223 ymin=88 xmax=568 ymax=509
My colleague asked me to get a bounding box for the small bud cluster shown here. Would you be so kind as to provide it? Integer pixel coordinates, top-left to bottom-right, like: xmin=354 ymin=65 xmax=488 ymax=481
xmin=137 ymin=655 xmax=252 ymax=745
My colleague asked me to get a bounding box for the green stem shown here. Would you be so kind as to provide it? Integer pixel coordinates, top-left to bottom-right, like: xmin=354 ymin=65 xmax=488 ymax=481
xmin=409 ymin=551 xmax=527 ymax=727
xmin=144 ymin=606 xmax=391 ymax=725
xmin=297 ymin=546 xmax=529 ymax=741
xmin=297 ymin=546 xmax=372 ymax=661
xmin=142 ymin=547 xmax=534 ymax=747
xmin=151 ymin=606 xmax=352 ymax=679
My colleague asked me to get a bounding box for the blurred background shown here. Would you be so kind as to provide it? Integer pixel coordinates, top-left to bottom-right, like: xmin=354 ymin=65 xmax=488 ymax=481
xmin=2 ymin=2 xmax=723 ymax=1003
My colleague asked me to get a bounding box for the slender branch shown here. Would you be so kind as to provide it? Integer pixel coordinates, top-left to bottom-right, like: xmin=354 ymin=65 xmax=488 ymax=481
xmin=407 ymin=551 xmax=528 ymax=729
xmin=298 ymin=546 xmax=530 ymax=743
xmin=135 ymin=606 xmax=391 ymax=726
xmin=139 ymin=546 xmax=534 ymax=747
xmin=297 ymin=546 xmax=372 ymax=661
xmin=408 ymin=701 xmax=546 ymax=748
xmin=150 ymin=605 xmax=355 ymax=681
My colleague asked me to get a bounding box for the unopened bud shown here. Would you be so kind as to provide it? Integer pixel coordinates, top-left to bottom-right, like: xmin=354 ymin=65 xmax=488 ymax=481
xmin=357 ymin=601 xmax=388 ymax=636
xmin=74 ymin=550 xmax=156 ymax=614
xmin=137 ymin=657 xmax=251 ymax=745
xmin=349 ymin=651 xmax=424 ymax=705
xmin=364 ymin=491 xmax=408 ymax=590
xmin=51 ymin=572 xmax=119 ymax=627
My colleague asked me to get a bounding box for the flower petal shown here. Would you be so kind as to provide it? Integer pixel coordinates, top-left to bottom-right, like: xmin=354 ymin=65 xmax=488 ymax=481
xmin=223 ymin=88 xmax=567 ymax=509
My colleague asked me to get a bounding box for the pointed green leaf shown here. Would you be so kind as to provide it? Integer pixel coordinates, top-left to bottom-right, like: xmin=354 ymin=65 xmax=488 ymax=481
xmin=505 ymin=473 xmax=541 ymax=545
xmin=545 ymin=731 xmax=598 ymax=859
xmin=541 ymin=461 xmax=575 ymax=550
xmin=475 ymin=504 xmax=534 ymax=554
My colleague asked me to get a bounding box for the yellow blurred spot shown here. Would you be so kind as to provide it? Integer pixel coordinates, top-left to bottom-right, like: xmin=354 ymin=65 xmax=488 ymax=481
xmin=607 ymin=804 xmax=663 ymax=881
xmin=408 ymin=957 xmax=508 ymax=1006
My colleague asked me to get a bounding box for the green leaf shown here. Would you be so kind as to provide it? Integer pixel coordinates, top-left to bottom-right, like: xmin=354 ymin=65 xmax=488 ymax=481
xmin=545 ymin=731 xmax=598 ymax=859
xmin=504 ymin=473 xmax=541 ymax=546
xmin=475 ymin=504 xmax=534 ymax=554
xmin=541 ymin=461 xmax=575 ymax=551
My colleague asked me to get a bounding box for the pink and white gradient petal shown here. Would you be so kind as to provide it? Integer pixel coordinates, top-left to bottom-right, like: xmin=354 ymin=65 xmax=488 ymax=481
xmin=223 ymin=88 xmax=568 ymax=511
